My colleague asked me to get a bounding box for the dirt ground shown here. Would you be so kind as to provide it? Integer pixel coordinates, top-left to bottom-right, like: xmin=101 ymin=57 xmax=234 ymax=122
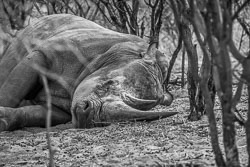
xmin=0 ymin=87 xmax=248 ymax=167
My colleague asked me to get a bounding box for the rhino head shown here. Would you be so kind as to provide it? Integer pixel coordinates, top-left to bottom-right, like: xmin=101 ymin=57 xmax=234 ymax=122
xmin=71 ymin=42 xmax=176 ymax=128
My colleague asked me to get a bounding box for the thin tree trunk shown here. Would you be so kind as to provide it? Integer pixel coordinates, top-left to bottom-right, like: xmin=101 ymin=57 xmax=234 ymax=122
xmin=191 ymin=12 xmax=225 ymax=165
xmin=170 ymin=0 xmax=203 ymax=121
xmin=241 ymin=56 xmax=250 ymax=167
xmin=165 ymin=32 xmax=182 ymax=86
xmin=181 ymin=46 xmax=185 ymax=88
xmin=200 ymin=56 xmax=226 ymax=167
xmin=181 ymin=25 xmax=200 ymax=121
xmin=246 ymin=84 xmax=250 ymax=167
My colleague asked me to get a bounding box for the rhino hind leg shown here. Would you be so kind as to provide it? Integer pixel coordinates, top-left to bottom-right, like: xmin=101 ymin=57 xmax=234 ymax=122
xmin=0 ymin=105 xmax=71 ymax=131
xmin=0 ymin=51 xmax=46 ymax=107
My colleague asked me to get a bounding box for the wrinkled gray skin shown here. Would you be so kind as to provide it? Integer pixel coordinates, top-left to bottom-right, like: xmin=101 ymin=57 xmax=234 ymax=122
xmin=0 ymin=14 xmax=177 ymax=131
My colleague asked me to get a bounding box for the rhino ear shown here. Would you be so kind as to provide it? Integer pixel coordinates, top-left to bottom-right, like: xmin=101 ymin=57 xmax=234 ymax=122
xmin=146 ymin=43 xmax=157 ymax=57
xmin=143 ymin=42 xmax=157 ymax=63
xmin=155 ymin=51 xmax=169 ymax=82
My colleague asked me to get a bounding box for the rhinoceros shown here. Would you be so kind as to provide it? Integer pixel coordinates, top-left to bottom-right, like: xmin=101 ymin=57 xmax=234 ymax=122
xmin=0 ymin=14 xmax=177 ymax=131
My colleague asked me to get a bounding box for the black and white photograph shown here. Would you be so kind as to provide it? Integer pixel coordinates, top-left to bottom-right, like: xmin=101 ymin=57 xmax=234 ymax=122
xmin=0 ymin=0 xmax=250 ymax=166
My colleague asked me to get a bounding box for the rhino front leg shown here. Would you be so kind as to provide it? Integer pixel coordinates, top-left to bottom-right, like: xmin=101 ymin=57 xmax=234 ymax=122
xmin=0 ymin=105 xmax=71 ymax=131
xmin=0 ymin=51 xmax=46 ymax=107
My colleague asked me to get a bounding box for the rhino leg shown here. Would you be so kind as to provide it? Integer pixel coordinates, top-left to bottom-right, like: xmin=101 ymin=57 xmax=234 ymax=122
xmin=0 ymin=51 xmax=46 ymax=107
xmin=0 ymin=105 xmax=71 ymax=131
xmin=0 ymin=55 xmax=19 ymax=89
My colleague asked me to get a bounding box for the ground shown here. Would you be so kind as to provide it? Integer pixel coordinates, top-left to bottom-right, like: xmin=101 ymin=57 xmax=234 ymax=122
xmin=0 ymin=86 xmax=248 ymax=167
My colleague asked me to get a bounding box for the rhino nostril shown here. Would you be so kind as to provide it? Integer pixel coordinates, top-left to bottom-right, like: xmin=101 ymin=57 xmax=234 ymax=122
xmin=73 ymin=101 xmax=95 ymax=129
xmin=74 ymin=104 xmax=90 ymax=129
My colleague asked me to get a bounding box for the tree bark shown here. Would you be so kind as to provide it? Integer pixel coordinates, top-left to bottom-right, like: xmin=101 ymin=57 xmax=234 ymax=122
xmin=205 ymin=1 xmax=240 ymax=165
xmin=241 ymin=56 xmax=250 ymax=167
xmin=165 ymin=31 xmax=182 ymax=87
xmin=170 ymin=0 xmax=204 ymax=121
xmin=180 ymin=19 xmax=201 ymax=121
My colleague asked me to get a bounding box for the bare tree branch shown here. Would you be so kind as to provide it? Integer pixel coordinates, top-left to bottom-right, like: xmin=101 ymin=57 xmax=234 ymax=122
xmin=232 ymin=0 xmax=250 ymax=20
xmin=237 ymin=17 xmax=250 ymax=37
xmin=34 ymin=2 xmax=43 ymax=16
xmin=181 ymin=45 xmax=186 ymax=88
xmin=165 ymin=29 xmax=182 ymax=86
xmin=42 ymin=75 xmax=55 ymax=167
xmin=92 ymin=1 xmax=114 ymax=26
xmin=187 ymin=1 xmax=227 ymax=165
xmin=229 ymin=39 xmax=245 ymax=63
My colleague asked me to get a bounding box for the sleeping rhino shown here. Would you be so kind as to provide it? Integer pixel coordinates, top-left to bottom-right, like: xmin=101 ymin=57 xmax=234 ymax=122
xmin=0 ymin=14 xmax=177 ymax=131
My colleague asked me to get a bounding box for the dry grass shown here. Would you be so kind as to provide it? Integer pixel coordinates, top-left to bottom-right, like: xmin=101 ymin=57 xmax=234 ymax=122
xmin=0 ymin=86 xmax=248 ymax=167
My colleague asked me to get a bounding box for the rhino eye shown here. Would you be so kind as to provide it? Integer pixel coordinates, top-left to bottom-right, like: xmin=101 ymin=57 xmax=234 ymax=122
xmin=98 ymin=80 xmax=116 ymax=89
xmin=95 ymin=79 xmax=118 ymax=97
xmin=139 ymin=53 xmax=144 ymax=58
xmin=105 ymin=80 xmax=114 ymax=85
xmin=84 ymin=101 xmax=89 ymax=110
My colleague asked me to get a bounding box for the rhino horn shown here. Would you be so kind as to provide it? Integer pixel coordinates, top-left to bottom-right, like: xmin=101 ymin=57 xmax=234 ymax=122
xmin=159 ymin=93 xmax=174 ymax=106
xmin=72 ymin=98 xmax=177 ymax=129
xmin=121 ymin=93 xmax=159 ymax=110
xmin=104 ymin=100 xmax=178 ymax=122
xmin=121 ymin=93 xmax=173 ymax=110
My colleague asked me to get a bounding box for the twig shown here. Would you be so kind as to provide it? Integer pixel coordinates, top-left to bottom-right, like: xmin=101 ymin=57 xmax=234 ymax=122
xmin=93 ymin=1 xmax=116 ymax=26
xmin=42 ymin=75 xmax=55 ymax=167
xmin=232 ymin=0 xmax=250 ymax=20
xmin=181 ymin=46 xmax=186 ymax=88
xmin=34 ymin=2 xmax=43 ymax=16
xmin=231 ymin=81 xmax=246 ymax=126
xmin=89 ymin=2 xmax=100 ymax=21
xmin=164 ymin=30 xmax=182 ymax=86
xmin=237 ymin=17 xmax=250 ymax=37
xmin=74 ymin=0 xmax=85 ymax=17
xmin=229 ymin=39 xmax=245 ymax=63
xmin=238 ymin=29 xmax=245 ymax=50
xmin=234 ymin=108 xmax=246 ymax=126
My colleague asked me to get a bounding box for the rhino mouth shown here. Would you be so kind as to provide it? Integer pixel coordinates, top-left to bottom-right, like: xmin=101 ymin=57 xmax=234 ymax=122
xmin=73 ymin=102 xmax=111 ymax=128
xmin=72 ymin=93 xmax=176 ymax=129
xmin=72 ymin=93 xmax=109 ymax=128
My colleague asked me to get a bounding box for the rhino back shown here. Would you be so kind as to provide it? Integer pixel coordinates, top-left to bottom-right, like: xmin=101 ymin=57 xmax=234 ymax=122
xmin=25 ymin=14 xmax=144 ymax=79
xmin=22 ymin=13 xmax=143 ymax=55
xmin=0 ymin=14 xmax=143 ymax=82
xmin=2 ymin=14 xmax=142 ymax=61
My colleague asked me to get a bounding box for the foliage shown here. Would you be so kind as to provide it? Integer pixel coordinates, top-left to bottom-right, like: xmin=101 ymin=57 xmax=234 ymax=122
xmin=0 ymin=88 xmax=238 ymax=166
xmin=0 ymin=87 xmax=249 ymax=166
xmin=179 ymin=0 xmax=250 ymax=166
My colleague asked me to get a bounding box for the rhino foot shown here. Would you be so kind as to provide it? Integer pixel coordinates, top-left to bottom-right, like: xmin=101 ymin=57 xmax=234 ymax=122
xmin=0 ymin=107 xmax=24 ymax=131
xmin=0 ymin=105 xmax=72 ymax=132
